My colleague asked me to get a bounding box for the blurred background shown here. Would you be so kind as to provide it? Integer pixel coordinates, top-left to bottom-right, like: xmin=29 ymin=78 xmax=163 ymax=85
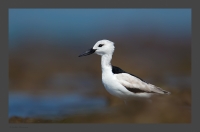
xmin=9 ymin=9 xmax=191 ymax=123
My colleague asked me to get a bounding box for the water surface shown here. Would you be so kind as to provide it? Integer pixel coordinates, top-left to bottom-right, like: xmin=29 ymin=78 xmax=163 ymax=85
xmin=9 ymin=92 xmax=107 ymax=119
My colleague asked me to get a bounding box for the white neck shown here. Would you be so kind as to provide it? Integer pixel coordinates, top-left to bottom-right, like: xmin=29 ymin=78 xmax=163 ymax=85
xmin=101 ymin=54 xmax=112 ymax=73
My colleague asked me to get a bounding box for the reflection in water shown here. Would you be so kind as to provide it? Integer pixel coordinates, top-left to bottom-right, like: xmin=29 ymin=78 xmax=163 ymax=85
xmin=9 ymin=92 xmax=107 ymax=119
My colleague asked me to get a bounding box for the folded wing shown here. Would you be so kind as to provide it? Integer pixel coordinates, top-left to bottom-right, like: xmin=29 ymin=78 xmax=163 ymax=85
xmin=115 ymin=73 xmax=170 ymax=94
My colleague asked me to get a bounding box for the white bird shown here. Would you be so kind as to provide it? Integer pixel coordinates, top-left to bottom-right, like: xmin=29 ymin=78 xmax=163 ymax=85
xmin=79 ymin=40 xmax=170 ymax=102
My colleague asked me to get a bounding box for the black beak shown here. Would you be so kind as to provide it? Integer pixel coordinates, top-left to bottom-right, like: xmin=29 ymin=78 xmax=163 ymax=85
xmin=78 ymin=48 xmax=96 ymax=57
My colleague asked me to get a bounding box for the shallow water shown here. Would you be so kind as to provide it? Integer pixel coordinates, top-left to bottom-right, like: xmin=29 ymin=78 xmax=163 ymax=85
xmin=9 ymin=92 xmax=107 ymax=119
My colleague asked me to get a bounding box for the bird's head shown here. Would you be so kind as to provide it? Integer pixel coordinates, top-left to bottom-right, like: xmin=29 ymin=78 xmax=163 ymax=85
xmin=79 ymin=39 xmax=115 ymax=57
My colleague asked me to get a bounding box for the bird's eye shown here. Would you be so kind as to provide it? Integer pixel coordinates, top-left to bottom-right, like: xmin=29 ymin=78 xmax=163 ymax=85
xmin=98 ymin=44 xmax=104 ymax=47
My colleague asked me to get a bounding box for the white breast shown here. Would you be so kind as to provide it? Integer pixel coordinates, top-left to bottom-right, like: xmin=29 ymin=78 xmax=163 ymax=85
xmin=102 ymin=71 xmax=132 ymax=99
xmin=102 ymin=72 xmax=117 ymax=93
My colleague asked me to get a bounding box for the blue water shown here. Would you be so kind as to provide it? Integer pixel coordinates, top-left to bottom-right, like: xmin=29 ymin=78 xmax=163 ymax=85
xmin=9 ymin=92 xmax=107 ymax=119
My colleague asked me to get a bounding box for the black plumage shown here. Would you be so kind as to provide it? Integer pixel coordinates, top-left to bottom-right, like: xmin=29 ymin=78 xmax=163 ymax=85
xmin=112 ymin=65 xmax=146 ymax=82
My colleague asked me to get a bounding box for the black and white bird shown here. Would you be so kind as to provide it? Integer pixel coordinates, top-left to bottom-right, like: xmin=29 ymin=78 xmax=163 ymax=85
xmin=79 ymin=40 xmax=170 ymax=101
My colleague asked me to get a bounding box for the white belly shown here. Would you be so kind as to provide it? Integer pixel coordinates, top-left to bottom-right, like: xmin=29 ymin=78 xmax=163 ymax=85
xmin=102 ymin=72 xmax=128 ymax=99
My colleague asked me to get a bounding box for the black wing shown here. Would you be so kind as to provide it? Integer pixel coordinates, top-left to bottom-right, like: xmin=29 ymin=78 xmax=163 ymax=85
xmin=112 ymin=65 xmax=146 ymax=83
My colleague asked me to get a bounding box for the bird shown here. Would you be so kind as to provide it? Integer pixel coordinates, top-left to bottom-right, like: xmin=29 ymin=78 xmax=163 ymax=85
xmin=78 ymin=40 xmax=170 ymax=102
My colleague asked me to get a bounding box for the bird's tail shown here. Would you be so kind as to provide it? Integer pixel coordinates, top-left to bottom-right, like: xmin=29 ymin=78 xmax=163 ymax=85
xmin=157 ymin=87 xmax=171 ymax=94
xmin=149 ymin=84 xmax=171 ymax=95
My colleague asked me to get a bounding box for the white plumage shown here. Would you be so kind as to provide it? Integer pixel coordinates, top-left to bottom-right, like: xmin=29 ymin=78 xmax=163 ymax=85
xmin=79 ymin=40 xmax=170 ymax=101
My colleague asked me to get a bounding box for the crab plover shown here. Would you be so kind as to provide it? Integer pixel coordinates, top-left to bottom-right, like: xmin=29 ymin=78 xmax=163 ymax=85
xmin=79 ymin=40 xmax=170 ymax=101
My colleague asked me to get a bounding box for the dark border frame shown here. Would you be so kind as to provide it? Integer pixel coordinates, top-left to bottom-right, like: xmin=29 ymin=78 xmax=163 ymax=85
xmin=0 ymin=0 xmax=198 ymax=132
